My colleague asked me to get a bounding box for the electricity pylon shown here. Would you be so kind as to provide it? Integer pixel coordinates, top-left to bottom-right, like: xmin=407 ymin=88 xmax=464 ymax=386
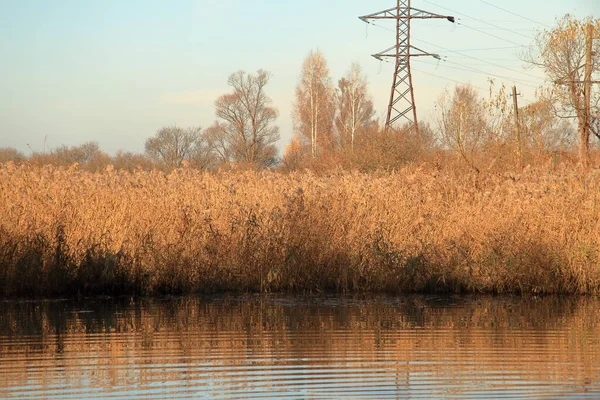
xmin=360 ymin=1 xmax=455 ymax=134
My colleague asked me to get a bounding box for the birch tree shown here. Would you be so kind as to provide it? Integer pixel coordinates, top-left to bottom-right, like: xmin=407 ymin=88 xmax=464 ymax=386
xmin=437 ymin=85 xmax=489 ymax=172
xmin=294 ymin=50 xmax=335 ymax=158
xmin=335 ymin=62 xmax=376 ymax=151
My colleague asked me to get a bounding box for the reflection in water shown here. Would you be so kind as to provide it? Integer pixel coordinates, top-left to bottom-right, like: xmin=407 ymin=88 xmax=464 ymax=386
xmin=0 ymin=295 xmax=599 ymax=399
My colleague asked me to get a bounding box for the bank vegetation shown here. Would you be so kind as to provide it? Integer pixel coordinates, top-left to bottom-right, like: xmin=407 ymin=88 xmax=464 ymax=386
xmin=1 ymin=162 xmax=599 ymax=297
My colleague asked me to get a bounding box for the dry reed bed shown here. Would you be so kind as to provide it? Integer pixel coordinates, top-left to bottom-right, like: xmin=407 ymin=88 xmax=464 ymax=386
xmin=1 ymin=163 xmax=599 ymax=296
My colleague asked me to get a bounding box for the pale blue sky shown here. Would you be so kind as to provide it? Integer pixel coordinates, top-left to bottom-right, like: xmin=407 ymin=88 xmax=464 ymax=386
xmin=0 ymin=0 xmax=598 ymax=155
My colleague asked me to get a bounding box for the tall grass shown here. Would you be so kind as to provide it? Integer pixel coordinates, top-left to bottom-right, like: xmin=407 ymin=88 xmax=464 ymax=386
xmin=1 ymin=162 xmax=600 ymax=296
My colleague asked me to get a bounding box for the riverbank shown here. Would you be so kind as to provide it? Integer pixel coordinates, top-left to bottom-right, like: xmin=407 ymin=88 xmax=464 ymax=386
xmin=1 ymin=163 xmax=599 ymax=297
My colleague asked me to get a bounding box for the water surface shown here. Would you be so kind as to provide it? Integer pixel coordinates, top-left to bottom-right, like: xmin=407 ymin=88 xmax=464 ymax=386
xmin=1 ymin=295 xmax=599 ymax=399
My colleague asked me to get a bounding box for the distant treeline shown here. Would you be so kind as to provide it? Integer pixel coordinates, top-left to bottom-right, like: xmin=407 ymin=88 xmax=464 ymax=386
xmin=2 ymin=15 xmax=598 ymax=174
xmin=0 ymin=121 xmax=591 ymax=175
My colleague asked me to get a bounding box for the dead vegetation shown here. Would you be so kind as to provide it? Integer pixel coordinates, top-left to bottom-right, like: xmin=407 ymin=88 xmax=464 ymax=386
xmin=1 ymin=162 xmax=599 ymax=297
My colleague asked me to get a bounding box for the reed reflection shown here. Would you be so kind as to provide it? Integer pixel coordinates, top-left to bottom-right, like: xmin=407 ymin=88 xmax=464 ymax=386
xmin=0 ymin=295 xmax=599 ymax=399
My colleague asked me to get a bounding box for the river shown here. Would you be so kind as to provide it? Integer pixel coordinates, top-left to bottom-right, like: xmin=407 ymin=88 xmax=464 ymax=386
xmin=1 ymin=295 xmax=599 ymax=399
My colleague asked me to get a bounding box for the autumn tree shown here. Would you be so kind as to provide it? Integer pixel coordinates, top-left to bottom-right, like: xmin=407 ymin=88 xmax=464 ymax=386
xmin=205 ymin=70 xmax=279 ymax=168
xmin=112 ymin=151 xmax=154 ymax=172
xmin=0 ymin=147 xmax=25 ymax=164
xmin=346 ymin=122 xmax=435 ymax=171
xmin=334 ymin=62 xmax=376 ymax=151
xmin=520 ymin=99 xmax=574 ymax=153
xmin=281 ymin=137 xmax=306 ymax=172
xmin=437 ymin=85 xmax=489 ymax=172
xmin=29 ymin=141 xmax=111 ymax=171
xmin=294 ymin=50 xmax=335 ymax=158
xmin=145 ymin=126 xmax=210 ymax=169
xmin=51 ymin=141 xmax=103 ymax=165
xmin=525 ymin=15 xmax=599 ymax=164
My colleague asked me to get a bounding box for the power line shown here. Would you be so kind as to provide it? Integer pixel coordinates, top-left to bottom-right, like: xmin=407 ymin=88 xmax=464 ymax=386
xmin=366 ymin=18 xmax=543 ymax=87
xmin=367 ymin=20 xmax=530 ymax=53
xmin=360 ymin=3 xmax=545 ymax=113
xmin=412 ymin=66 xmax=537 ymax=106
xmin=420 ymin=45 xmax=523 ymax=52
xmin=411 ymin=67 xmax=489 ymax=91
xmin=446 ymin=57 xmax=528 ymax=65
xmin=476 ymin=0 xmax=554 ymax=29
xmin=457 ymin=62 xmax=530 ymax=68
xmin=483 ymin=19 xmax=552 ymax=24
xmin=412 ymin=22 xmax=535 ymax=32
xmin=414 ymin=58 xmax=542 ymax=88
xmin=421 ymin=0 xmax=534 ymax=40
xmin=412 ymin=66 xmax=538 ymax=110
xmin=365 ymin=20 xmax=395 ymax=33
xmin=458 ymin=22 xmax=528 ymax=47
xmin=367 ymin=19 xmax=533 ymax=63
xmin=449 ymin=55 xmax=530 ymax=62
xmin=427 ymin=25 xmax=537 ymax=33
xmin=458 ymin=27 xmax=536 ymax=33
xmin=414 ymin=19 xmax=531 ymax=47
xmin=413 ymin=37 xmax=544 ymax=82
xmin=368 ymin=19 xmax=528 ymax=48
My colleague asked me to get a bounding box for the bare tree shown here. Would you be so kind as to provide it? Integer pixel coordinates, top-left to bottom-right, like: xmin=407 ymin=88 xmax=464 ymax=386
xmin=520 ymin=99 xmax=574 ymax=153
xmin=145 ymin=126 xmax=208 ymax=169
xmin=112 ymin=151 xmax=154 ymax=172
xmin=294 ymin=50 xmax=335 ymax=158
xmin=189 ymin=136 xmax=219 ymax=170
xmin=30 ymin=141 xmax=110 ymax=171
xmin=525 ymin=15 xmax=599 ymax=164
xmin=51 ymin=141 xmax=102 ymax=165
xmin=335 ymin=62 xmax=376 ymax=151
xmin=204 ymin=122 xmax=232 ymax=165
xmin=437 ymin=85 xmax=489 ymax=172
xmin=0 ymin=147 xmax=25 ymax=164
xmin=281 ymin=137 xmax=306 ymax=172
xmin=205 ymin=70 xmax=279 ymax=168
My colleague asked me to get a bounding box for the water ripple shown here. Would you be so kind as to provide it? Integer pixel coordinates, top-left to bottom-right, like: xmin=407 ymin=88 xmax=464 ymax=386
xmin=0 ymin=295 xmax=599 ymax=398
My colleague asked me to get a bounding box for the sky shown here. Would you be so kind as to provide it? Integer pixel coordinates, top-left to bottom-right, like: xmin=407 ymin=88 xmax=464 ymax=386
xmin=0 ymin=0 xmax=598 ymax=156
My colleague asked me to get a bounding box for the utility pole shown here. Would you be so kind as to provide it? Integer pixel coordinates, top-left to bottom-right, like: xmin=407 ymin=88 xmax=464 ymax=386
xmin=359 ymin=1 xmax=454 ymax=134
xmin=511 ymin=85 xmax=523 ymax=164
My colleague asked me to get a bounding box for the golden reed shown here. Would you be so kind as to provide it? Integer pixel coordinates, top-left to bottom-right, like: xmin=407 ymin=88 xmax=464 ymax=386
xmin=1 ymin=162 xmax=599 ymax=296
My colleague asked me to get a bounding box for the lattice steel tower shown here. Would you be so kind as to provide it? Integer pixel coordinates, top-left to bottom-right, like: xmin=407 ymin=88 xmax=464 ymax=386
xmin=360 ymin=1 xmax=454 ymax=133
